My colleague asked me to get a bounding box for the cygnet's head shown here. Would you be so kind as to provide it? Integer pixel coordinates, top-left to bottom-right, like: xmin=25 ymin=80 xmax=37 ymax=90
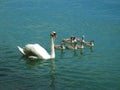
xmin=90 ymin=40 xmax=94 ymax=46
xmin=71 ymin=36 xmax=77 ymax=43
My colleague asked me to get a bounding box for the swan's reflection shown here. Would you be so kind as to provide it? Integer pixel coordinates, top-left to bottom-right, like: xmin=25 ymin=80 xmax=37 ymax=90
xmin=19 ymin=56 xmax=43 ymax=69
xmin=80 ymin=49 xmax=84 ymax=55
xmin=19 ymin=56 xmax=56 ymax=90
xmin=50 ymin=59 xmax=56 ymax=90
xmin=60 ymin=50 xmax=65 ymax=57
xmin=58 ymin=49 xmax=84 ymax=57
xmin=73 ymin=50 xmax=78 ymax=56
xmin=90 ymin=47 xmax=94 ymax=52
xmin=73 ymin=49 xmax=84 ymax=56
xmin=56 ymin=49 xmax=65 ymax=59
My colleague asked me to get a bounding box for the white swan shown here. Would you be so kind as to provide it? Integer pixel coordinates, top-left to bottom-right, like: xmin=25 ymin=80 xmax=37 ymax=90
xmin=17 ymin=31 xmax=57 ymax=60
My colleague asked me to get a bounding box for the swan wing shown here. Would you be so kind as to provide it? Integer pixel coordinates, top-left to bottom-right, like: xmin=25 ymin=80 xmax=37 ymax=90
xmin=25 ymin=44 xmax=50 ymax=59
xmin=17 ymin=46 xmax=26 ymax=55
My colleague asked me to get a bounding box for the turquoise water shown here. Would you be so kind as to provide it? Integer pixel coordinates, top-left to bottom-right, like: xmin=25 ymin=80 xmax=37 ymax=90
xmin=0 ymin=0 xmax=120 ymax=90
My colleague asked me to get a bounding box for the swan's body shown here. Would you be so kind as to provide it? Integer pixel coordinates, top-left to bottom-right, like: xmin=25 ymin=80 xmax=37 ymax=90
xmin=66 ymin=41 xmax=77 ymax=50
xmin=62 ymin=38 xmax=71 ymax=43
xmin=66 ymin=42 xmax=84 ymax=50
xmin=77 ymin=35 xmax=94 ymax=47
xmin=77 ymin=43 xmax=84 ymax=49
xmin=84 ymin=40 xmax=94 ymax=47
xmin=66 ymin=45 xmax=77 ymax=50
xmin=54 ymin=42 xmax=65 ymax=50
xmin=77 ymin=35 xmax=85 ymax=43
xmin=17 ymin=31 xmax=57 ymax=60
xmin=62 ymin=36 xmax=77 ymax=44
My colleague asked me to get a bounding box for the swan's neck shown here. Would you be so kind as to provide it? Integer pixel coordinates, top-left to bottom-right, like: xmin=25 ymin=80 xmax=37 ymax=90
xmin=91 ymin=42 xmax=94 ymax=46
xmin=74 ymin=42 xmax=77 ymax=49
xmin=81 ymin=42 xmax=84 ymax=48
xmin=50 ymin=36 xmax=55 ymax=59
xmin=81 ymin=43 xmax=84 ymax=48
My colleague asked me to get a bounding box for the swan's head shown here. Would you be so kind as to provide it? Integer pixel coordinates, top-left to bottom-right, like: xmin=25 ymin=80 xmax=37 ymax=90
xmin=90 ymin=40 xmax=94 ymax=46
xmin=61 ymin=42 xmax=65 ymax=49
xmin=50 ymin=31 xmax=57 ymax=38
xmin=82 ymin=35 xmax=85 ymax=39
xmin=70 ymin=36 xmax=77 ymax=43
xmin=82 ymin=35 xmax=85 ymax=42
xmin=90 ymin=40 xmax=94 ymax=43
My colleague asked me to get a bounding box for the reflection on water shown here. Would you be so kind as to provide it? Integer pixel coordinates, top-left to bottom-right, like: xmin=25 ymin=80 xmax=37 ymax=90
xmin=19 ymin=56 xmax=56 ymax=90
xmin=50 ymin=59 xmax=56 ymax=90
xmin=89 ymin=47 xmax=94 ymax=52
xmin=57 ymin=47 xmax=93 ymax=58
xmin=80 ymin=49 xmax=84 ymax=55
xmin=0 ymin=0 xmax=120 ymax=89
xmin=19 ymin=56 xmax=43 ymax=69
xmin=60 ymin=50 xmax=65 ymax=58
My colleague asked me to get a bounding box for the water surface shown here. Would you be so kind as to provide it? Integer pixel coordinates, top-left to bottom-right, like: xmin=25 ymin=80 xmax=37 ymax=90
xmin=0 ymin=0 xmax=120 ymax=90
